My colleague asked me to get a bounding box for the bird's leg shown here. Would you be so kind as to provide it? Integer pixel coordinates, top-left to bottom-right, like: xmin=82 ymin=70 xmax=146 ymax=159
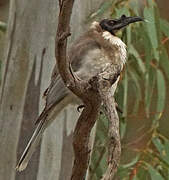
xmin=77 ymin=104 xmax=85 ymax=112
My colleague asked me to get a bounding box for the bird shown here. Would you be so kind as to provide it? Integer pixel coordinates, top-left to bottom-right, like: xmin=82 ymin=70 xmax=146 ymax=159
xmin=16 ymin=14 xmax=143 ymax=171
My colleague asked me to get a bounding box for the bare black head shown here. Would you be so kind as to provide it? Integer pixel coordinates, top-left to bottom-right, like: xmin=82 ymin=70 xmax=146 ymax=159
xmin=100 ymin=15 xmax=143 ymax=35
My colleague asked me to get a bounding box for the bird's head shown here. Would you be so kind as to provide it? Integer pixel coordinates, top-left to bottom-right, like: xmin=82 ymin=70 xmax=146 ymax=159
xmin=99 ymin=15 xmax=143 ymax=35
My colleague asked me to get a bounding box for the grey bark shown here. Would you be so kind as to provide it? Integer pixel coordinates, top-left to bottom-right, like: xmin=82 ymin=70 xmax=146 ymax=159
xmin=0 ymin=0 xmax=9 ymax=68
xmin=0 ymin=0 xmax=104 ymax=180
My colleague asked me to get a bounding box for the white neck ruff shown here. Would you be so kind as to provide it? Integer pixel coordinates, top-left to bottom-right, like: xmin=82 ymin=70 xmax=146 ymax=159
xmin=102 ymin=31 xmax=127 ymax=65
xmin=90 ymin=21 xmax=127 ymax=65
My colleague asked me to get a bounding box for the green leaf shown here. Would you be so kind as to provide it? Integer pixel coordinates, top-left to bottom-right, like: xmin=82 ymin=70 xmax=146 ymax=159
xmin=147 ymin=0 xmax=156 ymax=6
xmin=120 ymin=155 xmax=140 ymax=169
xmin=128 ymin=68 xmax=142 ymax=113
xmin=116 ymin=167 xmax=129 ymax=179
xmin=89 ymin=0 xmax=113 ymax=18
xmin=91 ymin=149 xmax=106 ymax=179
xmin=164 ymin=139 xmax=169 ymax=165
xmin=127 ymin=26 xmax=131 ymax=45
xmin=144 ymin=7 xmax=159 ymax=61
xmin=115 ymin=7 xmax=130 ymax=17
xmin=144 ymin=67 xmax=156 ymax=117
xmin=152 ymin=137 xmax=164 ymax=154
xmin=122 ymin=71 xmax=128 ymax=117
xmin=129 ymin=1 xmax=140 ymax=16
xmin=160 ymin=47 xmax=169 ymax=80
xmin=152 ymin=137 xmax=169 ymax=166
xmin=120 ymin=118 xmax=126 ymax=139
xmin=160 ymin=19 xmax=169 ymax=38
xmin=146 ymin=163 xmax=164 ymax=180
xmin=154 ymin=70 xmax=166 ymax=123
xmin=168 ymin=168 xmax=169 ymax=180
xmin=140 ymin=26 xmax=152 ymax=70
xmin=137 ymin=167 xmax=150 ymax=179
xmin=132 ymin=176 xmax=139 ymax=180
xmin=157 ymin=70 xmax=166 ymax=110
xmin=128 ymin=45 xmax=146 ymax=74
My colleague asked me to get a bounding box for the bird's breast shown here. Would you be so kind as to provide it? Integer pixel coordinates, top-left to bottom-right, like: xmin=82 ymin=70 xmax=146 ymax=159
xmin=75 ymin=48 xmax=110 ymax=80
xmin=73 ymin=31 xmax=127 ymax=81
xmin=102 ymin=31 xmax=127 ymax=65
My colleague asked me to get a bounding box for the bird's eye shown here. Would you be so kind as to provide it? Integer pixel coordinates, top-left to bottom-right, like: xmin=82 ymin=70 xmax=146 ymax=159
xmin=109 ymin=20 xmax=115 ymax=25
xmin=121 ymin=14 xmax=126 ymax=19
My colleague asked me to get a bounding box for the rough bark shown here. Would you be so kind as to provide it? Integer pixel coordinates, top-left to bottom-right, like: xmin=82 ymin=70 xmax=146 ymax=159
xmin=98 ymin=67 xmax=121 ymax=180
xmin=0 ymin=0 xmax=8 ymax=70
xmin=55 ymin=2 xmax=102 ymax=179
xmin=55 ymin=2 xmax=121 ymax=179
xmin=101 ymin=99 xmax=121 ymax=180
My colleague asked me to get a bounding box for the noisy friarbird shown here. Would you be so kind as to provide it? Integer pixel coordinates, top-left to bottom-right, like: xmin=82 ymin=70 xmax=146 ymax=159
xmin=16 ymin=15 xmax=143 ymax=171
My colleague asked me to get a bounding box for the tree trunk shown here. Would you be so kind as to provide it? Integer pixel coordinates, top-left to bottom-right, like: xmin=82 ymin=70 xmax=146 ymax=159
xmin=0 ymin=0 xmax=104 ymax=180
xmin=0 ymin=0 xmax=9 ymax=71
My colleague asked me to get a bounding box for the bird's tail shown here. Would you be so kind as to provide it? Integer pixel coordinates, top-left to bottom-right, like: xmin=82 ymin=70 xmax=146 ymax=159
xmin=15 ymin=91 xmax=75 ymax=172
xmin=15 ymin=116 xmax=47 ymax=172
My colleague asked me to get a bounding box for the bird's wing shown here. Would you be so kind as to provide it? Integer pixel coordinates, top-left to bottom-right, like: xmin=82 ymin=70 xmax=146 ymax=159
xmin=15 ymin=32 xmax=104 ymax=171
xmin=35 ymin=33 xmax=102 ymax=124
xmin=35 ymin=74 xmax=70 ymax=124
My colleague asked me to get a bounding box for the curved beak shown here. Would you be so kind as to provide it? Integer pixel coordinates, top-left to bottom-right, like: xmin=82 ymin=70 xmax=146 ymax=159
xmin=112 ymin=15 xmax=144 ymax=30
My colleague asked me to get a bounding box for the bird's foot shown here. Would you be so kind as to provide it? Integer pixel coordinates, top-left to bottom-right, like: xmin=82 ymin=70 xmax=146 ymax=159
xmin=77 ymin=104 xmax=85 ymax=112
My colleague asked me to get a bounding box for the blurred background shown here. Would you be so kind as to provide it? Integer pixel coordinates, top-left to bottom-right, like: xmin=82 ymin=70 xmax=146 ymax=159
xmin=0 ymin=0 xmax=169 ymax=179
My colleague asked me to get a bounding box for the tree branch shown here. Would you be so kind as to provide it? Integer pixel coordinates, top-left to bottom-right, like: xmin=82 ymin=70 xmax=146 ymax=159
xmin=55 ymin=1 xmax=102 ymax=179
xmin=55 ymin=0 xmax=121 ymax=179
xmin=98 ymin=66 xmax=121 ymax=180
xmin=55 ymin=0 xmax=89 ymax=101
xmin=101 ymin=98 xmax=121 ymax=180
xmin=55 ymin=0 xmax=75 ymax=87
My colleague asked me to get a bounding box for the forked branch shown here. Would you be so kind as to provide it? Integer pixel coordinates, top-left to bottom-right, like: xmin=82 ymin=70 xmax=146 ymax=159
xmin=55 ymin=0 xmax=121 ymax=179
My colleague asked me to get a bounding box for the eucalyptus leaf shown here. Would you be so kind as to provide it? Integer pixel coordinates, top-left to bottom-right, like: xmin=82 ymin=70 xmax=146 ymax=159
xmin=132 ymin=176 xmax=139 ymax=180
xmin=163 ymin=139 xmax=169 ymax=165
xmin=145 ymin=163 xmax=164 ymax=180
xmin=122 ymin=70 xmax=128 ymax=117
xmin=120 ymin=155 xmax=140 ymax=169
xmin=152 ymin=137 xmax=164 ymax=154
xmin=160 ymin=19 xmax=169 ymax=38
xmin=153 ymin=70 xmax=166 ymax=123
xmin=147 ymin=0 xmax=156 ymax=6
xmin=89 ymin=0 xmax=113 ymax=18
xmin=128 ymin=45 xmax=146 ymax=74
xmin=128 ymin=68 xmax=142 ymax=114
xmin=144 ymin=7 xmax=159 ymax=61
xmin=89 ymin=1 xmax=169 ymax=179
xmin=145 ymin=67 xmax=156 ymax=117
xmin=160 ymin=47 xmax=169 ymax=80
xmin=127 ymin=26 xmax=131 ymax=45
xmin=115 ymin=7 xmax=130 ymax=17
xmin=120 ymin=119 xmax=126 ymax=139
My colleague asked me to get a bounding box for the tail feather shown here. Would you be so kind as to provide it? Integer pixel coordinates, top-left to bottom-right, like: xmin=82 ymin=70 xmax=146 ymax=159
xmin=15 ymin=117 xmax=46 ymax=172
xmin=15 ymin=94 xmax=74 ymax=172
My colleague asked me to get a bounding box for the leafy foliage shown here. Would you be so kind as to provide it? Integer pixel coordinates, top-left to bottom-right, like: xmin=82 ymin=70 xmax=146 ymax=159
xmin=88 ymin=0 xmax=169 ymax=179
